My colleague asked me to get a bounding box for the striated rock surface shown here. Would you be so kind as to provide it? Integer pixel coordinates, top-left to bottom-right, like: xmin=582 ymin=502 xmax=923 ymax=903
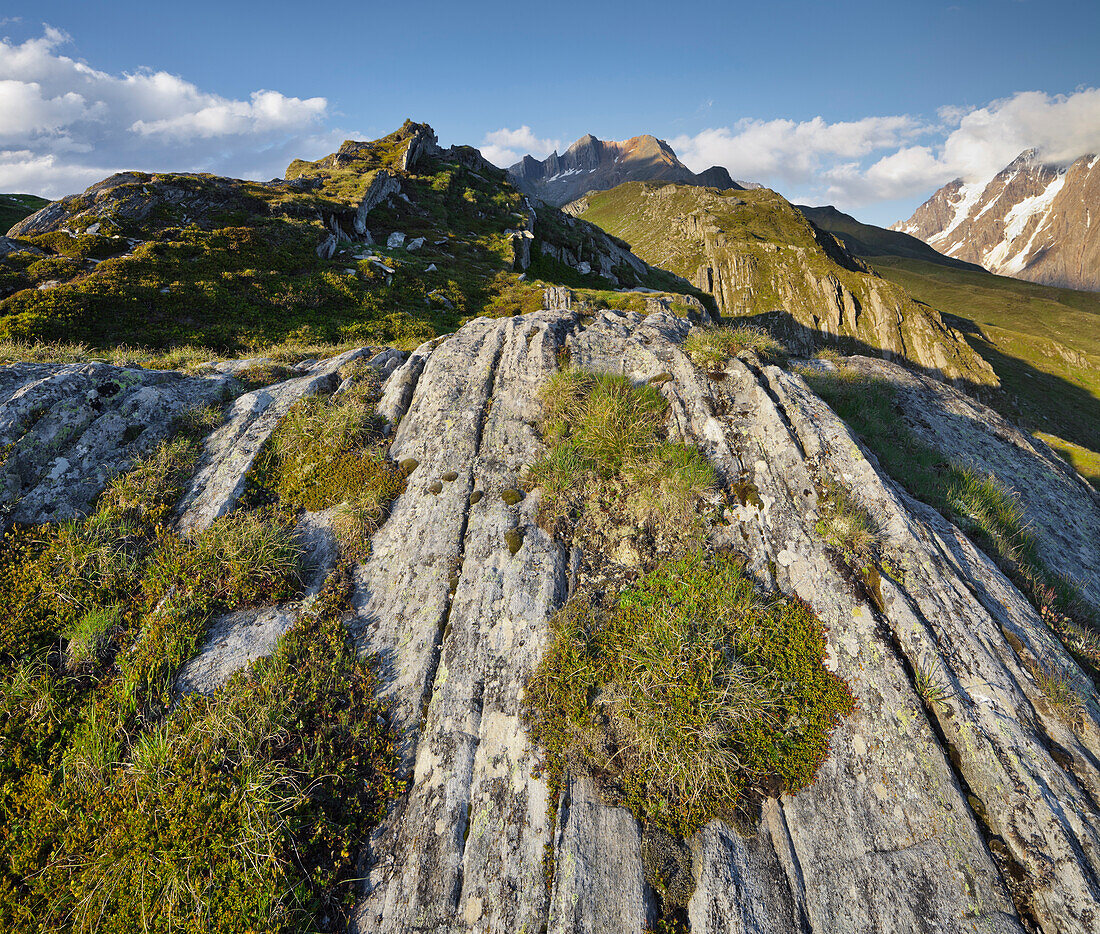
xmin=5 ymin=294 xmax=1100 ymax=932
xmin=176 ymin=347 xmax=391 ymax=535
xmin=334 ymin=300 xmax=1099 ymax=933
xmin=807 ymin=354 xmax=1100 ymax=607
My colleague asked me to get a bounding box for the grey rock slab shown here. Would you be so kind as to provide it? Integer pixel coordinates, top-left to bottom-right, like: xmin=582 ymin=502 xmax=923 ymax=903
xmin=548 ymin=775 xmax=651 ymax=934
xmin=0 ymin=361 xmax=232 ymax=527
xmin=354 ymin=311 xmax=582 ymax=932
xmin=817 ymin=354 xmax=1100 ymax=606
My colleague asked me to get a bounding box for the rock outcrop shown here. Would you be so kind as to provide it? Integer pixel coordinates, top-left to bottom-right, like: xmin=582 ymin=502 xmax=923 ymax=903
xmin=3 ymin=295 xmax=1099 ymax=932
xmin=509 ymin=133 xmax=741 ymax=206
xmin=894 ymin=150 xmax=1100 ymax=292
xmin=340 ymin=301 xmax=1099 ymax=933
xmin=0 ymin=361 xmax=234 ymax=527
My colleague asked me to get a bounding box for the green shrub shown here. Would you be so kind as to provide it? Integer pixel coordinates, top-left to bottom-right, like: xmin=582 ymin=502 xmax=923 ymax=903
xmin=525 ymin=551 xmax=854 ymax=835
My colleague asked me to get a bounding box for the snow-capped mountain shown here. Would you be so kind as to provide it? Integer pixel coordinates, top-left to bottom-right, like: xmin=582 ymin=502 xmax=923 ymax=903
xmin=508 ymin=133 xmax=740 ymax=206
xmin=893 ymin=150 xmax=1100 ymax=291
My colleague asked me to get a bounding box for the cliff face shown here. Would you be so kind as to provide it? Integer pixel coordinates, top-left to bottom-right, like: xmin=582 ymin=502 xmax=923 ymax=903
xmin=894 ymin=150 xmax=1100 ymax=291
xmin=4 ymin=294 xmax=1100 ymax=932
xmin=571 ymin=182 xmax=998 ymax=387
xmin=508 ymin=133 xmax=740 ymax=206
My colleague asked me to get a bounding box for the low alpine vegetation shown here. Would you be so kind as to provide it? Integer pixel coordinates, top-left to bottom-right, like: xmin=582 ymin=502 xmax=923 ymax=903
xmin=244 ymin=364 xmax=406 ymax=557
xmin=815 ymin=476 xmax=878 ymax=562
xmin=523 ymin=368 xmax=715 ymax=551
xmin=0 ymin=404 xmax=402 ymax=932
xmin=525 ymin=551 xmax=855 ymax=835
xmin=683 ymin=325 xmax=787 ymax=370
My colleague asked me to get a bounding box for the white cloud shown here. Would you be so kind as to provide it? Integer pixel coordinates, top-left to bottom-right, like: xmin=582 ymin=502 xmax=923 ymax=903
xmin=0 ymin=26 xmax=329 ymax=198
xmin=670 ymin=115 xmax=926 ymax=187
xmin=479 ymin=126 xmax=563 ymax=167
xmin=666 ymin=89 xmax=1100 ymax=215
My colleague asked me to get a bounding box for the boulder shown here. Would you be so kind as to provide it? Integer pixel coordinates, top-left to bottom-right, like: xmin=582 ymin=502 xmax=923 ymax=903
xmin=387 ymin=232 xmax=406 ymax=249
xmin=0 ymin=362 xmax=234 ymax=527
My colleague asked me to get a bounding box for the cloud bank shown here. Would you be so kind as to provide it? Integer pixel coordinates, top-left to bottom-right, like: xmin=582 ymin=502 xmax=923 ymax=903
xmin=485 ymin=89 xmax=1100 ymax=219
xmin=668 ymin=88 xmax=1100 ymax=210
xmin=0 ymin=26 xmax=330 ymax=197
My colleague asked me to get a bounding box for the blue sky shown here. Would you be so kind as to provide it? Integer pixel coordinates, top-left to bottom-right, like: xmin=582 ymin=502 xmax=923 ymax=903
xmin=1 ymin=0 xmax=1097 ymax=224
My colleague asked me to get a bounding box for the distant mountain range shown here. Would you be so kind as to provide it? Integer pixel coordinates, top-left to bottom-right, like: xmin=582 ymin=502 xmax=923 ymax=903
xmin=894 ymin=149 xmax=1100 ymax=292
xmin=508 ymin=133 xmax=742 ymax=206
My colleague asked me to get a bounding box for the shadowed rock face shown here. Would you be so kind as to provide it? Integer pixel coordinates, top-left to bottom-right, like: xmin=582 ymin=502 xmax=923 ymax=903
xmin=4 ymin=296 xmax=1100 ymax=932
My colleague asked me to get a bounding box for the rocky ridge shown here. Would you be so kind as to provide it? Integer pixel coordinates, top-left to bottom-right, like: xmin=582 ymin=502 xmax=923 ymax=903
xmin=894 ymin=150 xmax=1100 ymax=291
xmin=4 ymin=291 xmax=1100 ymax=931
xmin=0 ymin=122 xmax=697 ymax=351
xmin=509 ymin=133 xmax=740 ymax=207
xmin=569 ymin=181 xmax=998 ymax=387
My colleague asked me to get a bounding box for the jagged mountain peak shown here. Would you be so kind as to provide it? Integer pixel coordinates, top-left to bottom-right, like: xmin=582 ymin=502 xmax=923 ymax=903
xmin=894 ymin=149 xmax=1100 ymax=290
xmin=508 ymin=131 xmax=741 ymax=206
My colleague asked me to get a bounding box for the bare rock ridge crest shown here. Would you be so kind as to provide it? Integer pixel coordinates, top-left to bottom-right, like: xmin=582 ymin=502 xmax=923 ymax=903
xmin=894 ymin=149 xmax=1100 ymax=292
xmin=4 ymin=291 xmax=1099 ymax=931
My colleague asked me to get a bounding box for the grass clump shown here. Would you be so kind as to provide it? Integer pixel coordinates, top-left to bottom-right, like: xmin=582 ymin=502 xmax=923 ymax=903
xmin=525 ymin=551 xmax=854 ymax=835
xmin=683 ymin=325 xmax=787 ymax=370
xmin=814 ymin=477 xmax=878 ymax=562
xmin=524 ymin=369 xmax=715 ymax=548
xmin=804 ymin=364 xmax=1100 ymax=679
xmin=245 ymin=372 xmax=406 ymax=558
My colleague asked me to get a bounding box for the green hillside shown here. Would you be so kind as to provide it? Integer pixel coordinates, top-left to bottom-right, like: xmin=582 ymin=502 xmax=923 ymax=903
xmin=571 ymin=182 xmax=997 ymax=387
xmin=800 ymin=203 xmax=1100 ymax=484
xmin=0 ymin=193 xmax=48 ymax=234
xmin=0 ymin=123 xmax=692 ymax=357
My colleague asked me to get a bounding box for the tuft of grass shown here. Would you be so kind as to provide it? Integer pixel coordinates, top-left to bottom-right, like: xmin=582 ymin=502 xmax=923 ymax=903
xmin=683 ymin=325 xmax=786 ymax=370
xmin=525 ymin=551 xmax=854 ymax=836
xmin=912 ymin=655 xmax=951 ymax=709
xmin=63 ymin=605 xmax=121 ymax=671
xmin=804 ymin=364 xmax=1100 ymax=680
xmin=814 ymin=477 xmax=878 ymax=562
xmin=245 ymin=373 xmax=405 ymax=558
xmin=524 ymin=369 xmax=715 ymax=549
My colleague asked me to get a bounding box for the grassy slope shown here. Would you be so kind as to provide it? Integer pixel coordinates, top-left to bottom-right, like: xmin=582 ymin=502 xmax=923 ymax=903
xmin=869 ymin=255 xmax=1100 ymax=480
xmin=577 ymin=182 xmax=995 ymax=388
xmin=798 ymin=204 xmax=1100 ymax=485
xmin=0 ymin=194 xmax=48 ymax=235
